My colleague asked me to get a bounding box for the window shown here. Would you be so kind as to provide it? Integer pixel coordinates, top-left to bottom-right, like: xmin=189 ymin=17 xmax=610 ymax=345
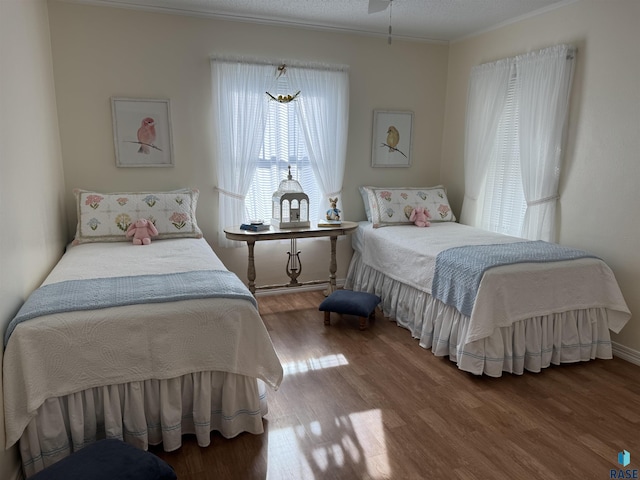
xmin=463 ymin=44 xmax=575 ymax=242
xmin=244 ymin=77 xmax=321 ymax=223
xmin=212 ymin=59 xmax=349 ymax=247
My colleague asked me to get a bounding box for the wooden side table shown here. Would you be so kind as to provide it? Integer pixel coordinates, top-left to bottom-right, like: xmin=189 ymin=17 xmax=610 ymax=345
xmin=224 ymin=221 xmax=358 ymax=295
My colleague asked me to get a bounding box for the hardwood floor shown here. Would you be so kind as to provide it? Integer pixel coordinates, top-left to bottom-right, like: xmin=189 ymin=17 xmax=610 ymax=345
xmin=152 ymin=290 xmax=640 ymax=479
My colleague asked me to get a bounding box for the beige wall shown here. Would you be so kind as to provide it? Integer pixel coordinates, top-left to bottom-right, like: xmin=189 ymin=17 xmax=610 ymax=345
xmin=441 ymin=0 xmax=640 ymax=351
xmin=0 ymin=0 xmax=68 ymax=478
xmin=47 ymin=1 xmax=449 ymax=287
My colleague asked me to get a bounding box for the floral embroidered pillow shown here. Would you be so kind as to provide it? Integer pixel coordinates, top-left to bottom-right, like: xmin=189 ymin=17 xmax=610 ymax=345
xmin=73 ymin=188 xmax=203 ymax=244
xmin=362 ymin=186 xmax=456 ymax=228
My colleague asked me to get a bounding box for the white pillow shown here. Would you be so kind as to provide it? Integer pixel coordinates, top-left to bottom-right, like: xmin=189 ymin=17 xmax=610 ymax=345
xmin=72 ymin=188 xmax=203 ymax=244
xmin=359 ymin=186 xmax=373 ymax=222
xmin=361 ymin=185 xmax=456 ymax=228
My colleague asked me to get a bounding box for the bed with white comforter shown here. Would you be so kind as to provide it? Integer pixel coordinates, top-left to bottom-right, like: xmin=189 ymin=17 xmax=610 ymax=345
xmin=345 ymin=221 xmax=630 ymax=376
xmin=3 ymin=238 xmax=283 ymax=477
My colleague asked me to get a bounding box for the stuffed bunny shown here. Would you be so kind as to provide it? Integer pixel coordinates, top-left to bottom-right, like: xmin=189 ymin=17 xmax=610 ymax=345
xmin=126 ymin=218 xmax=158 ymax=245
xmin=326 ymin=197 xmax=341 ymax=221
xmin=409 ymin=207 xmax=431 ymax=227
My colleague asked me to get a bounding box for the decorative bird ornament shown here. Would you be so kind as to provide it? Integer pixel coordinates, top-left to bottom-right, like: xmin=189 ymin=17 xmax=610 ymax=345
xmin=266 ymin=91 xmax=300 ymax=103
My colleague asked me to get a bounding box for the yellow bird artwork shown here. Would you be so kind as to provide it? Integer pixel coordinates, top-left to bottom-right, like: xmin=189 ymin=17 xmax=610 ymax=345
xmin=386 ymin=125 xmax=399 ymax=152
xmin=381 ymin=125 xmax=407 ymax=158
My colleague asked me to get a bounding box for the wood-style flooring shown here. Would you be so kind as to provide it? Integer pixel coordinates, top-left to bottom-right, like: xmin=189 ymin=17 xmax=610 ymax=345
xmin=152 ymin=290 xmax=640 ymax=480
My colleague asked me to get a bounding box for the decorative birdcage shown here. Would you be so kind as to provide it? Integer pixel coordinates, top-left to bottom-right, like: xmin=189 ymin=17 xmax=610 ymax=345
xmin=272 ymin=166 xmax=310 ymax=229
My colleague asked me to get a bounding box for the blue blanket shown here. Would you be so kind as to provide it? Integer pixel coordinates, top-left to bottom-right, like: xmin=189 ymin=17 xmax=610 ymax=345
xmin=4 ymin=270 xmax=256 ymax=346
xmin=431 ymin=240 xmax=598 ymax=317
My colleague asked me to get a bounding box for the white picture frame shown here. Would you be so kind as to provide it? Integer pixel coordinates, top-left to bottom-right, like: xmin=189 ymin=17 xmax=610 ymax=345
xmin=371 ymin=110 xmax=414 ymax=168
xmin=111 ymin=97 xmax=174 ymax=167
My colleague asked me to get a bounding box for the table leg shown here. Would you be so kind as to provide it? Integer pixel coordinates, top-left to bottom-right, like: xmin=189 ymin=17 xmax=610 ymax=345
xmin=286 ymin=237 xmax=302 ymax=286
xmin=247 ymin=240 xmax=256 ymax=295
xmin=324 ymin=235 xmax=338 ymax=296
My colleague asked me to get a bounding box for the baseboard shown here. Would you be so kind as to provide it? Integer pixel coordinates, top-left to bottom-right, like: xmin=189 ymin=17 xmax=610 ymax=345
xmin=255 ymin=278 xmax=345 ymax=297
xmin=612 ymin=341 xmax=640 ymax=367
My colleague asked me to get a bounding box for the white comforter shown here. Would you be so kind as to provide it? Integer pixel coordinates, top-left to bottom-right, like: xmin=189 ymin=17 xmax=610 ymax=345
xmin=354 ymin=222 xmax=631 ymax=344
xmin=3 ymin=238 xmax=283 ymax=449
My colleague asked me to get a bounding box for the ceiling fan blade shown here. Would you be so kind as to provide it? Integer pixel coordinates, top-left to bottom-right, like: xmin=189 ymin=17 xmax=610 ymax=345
xmin=368 ymin=0 xmax=390 ymax=14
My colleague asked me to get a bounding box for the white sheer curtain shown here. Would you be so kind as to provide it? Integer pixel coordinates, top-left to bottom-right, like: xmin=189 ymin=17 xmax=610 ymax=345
xmin=461 ymin=44 xmax=575 ymax=241
xmin=459 ymin=59 xmax=513 ymax=226
xmin=517 ymin=45 xmax=575 ymax=241
xmin=287 ymin=66 xmax=349 ymax=218
xmin=211 ymin=60 xmax=272 ymax=247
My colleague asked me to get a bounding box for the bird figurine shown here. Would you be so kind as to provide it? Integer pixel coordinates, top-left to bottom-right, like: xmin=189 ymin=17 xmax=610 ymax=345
xmin=137 ymin=117 xmax=156 ymax=154
xmin=266 ymin=91 xmax=300 ymax=103
xmin=386 ymin=125 xmax=400 ymax=152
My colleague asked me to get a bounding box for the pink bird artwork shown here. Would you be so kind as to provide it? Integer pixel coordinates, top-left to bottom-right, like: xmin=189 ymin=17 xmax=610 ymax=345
xmin=137 ymin=117 xmax=156 ymax=154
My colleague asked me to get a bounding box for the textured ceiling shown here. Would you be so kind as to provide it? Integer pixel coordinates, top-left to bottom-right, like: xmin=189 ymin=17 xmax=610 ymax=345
xmin=66 ymin=0 xmax=576 ymax=42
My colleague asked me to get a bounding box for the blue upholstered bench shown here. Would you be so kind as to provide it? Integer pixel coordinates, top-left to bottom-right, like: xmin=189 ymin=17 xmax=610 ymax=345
xmin=319 ymin=289 xmax=381 ymax=330
xmin=30 ymin=439 xmax=177 ymax=480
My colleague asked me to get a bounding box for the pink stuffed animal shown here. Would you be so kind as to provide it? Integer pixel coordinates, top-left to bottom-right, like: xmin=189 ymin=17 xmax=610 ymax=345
xmin=409 ymin=207 xmax=431 ymax=227
xmin=126 ymin=218 xmax=158 ymax=245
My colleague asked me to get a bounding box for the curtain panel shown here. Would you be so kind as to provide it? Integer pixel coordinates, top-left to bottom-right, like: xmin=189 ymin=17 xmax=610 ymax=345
xmin=287 ymin=67 xmax=349 ymax=215
xmin=516 ymin=45 xmax=575 ymax=241
xmin=211 ymin=60 xmax=272 ymax=248
xmin=459 ymin=59 xmax=513 ymax=226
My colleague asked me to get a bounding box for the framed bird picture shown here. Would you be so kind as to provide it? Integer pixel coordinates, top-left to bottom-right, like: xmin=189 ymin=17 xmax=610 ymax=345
xmin=371 ymin=110 xmax=413 ymax=168
xmin=111 ymin=97 xmax=174 ymax=167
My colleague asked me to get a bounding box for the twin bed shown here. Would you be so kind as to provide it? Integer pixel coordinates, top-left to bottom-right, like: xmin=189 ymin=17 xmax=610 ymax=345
xmin=3 ymin=189 xmax=283 ymax=477
xmin=347 ymin=186 xmax=631 ymax=377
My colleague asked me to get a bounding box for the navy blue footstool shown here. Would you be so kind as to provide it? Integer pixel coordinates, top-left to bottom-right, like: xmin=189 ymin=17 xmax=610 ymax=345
xmin=30 ymin=439 xmax=176 ymax=480
xmin=319 ymin=289 xmax=381 ymax=330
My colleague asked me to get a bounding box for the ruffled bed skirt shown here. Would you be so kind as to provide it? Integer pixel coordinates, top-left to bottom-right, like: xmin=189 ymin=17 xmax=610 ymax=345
xmin=19 ymin=371 xmax=268 ymax=477
xmin=345 ymin=252 xmax=614 ymax=377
